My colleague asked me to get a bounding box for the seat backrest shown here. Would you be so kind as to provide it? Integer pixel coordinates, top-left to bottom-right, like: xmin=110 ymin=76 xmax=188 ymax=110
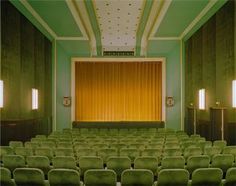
xmin=204 ymin=146 xmax=221 ymax=159
xmin=183 ymin=147 xmax=202 ymax=160
xmin=76 ymin=148 xmax=97 ymax=158
xmin=157 ymin=169 xmax=189 ymax=186
xmin=223 ymin=146 xmax=236 ymax=156
xmin=48 ymin=169 xmax=81 ymax=186
xmin=213 ymin=140 xmax=227 ymax=150
xmin=84 ymin=169 xmax=116 ymax=186
xmin=54 ymin=148 xmax=74 ymax=157
xmin=2 ymin=155 xmax=25 ymax=172
xmin=79 ymin=156 xmax=103 ymax=176
xmin=34 ymin=147 xmax=54 ymax=160
xmin=191 ymin=168 xmax=223 ymax=186
xmin=211 ymin=154 xmax=234 ymax=173
xmin=0 ymin=167 xmax=15 ymax=186
xmin=24 ymin=142 xmax=39 ymax=149
xmin=161 ymin=156 xmax=185 ymax=169
xmin=40 ymin=141 xmax=55 ymax=149
xmin=15 ymin=147 xmax=33 ymax=157
xmin=120 ymin=148 xmax=140 ymax=162
xmin=186 ymin=155 xmax=210 ymax=174
xmin=134 ymin=156 xmax=158 ymax=174
xmin=52 ymin=156 xmax=77 ymax=169
xmin=13 ymin=168 xmax=46 ymax=186
xmin=163 ymin=148 xmax=182 ymax=156
xmin=121 ymin=169 xmax=154 ymax=186
xmin=26 ymin=155 xmax=51 ymax=174
xmin=97 ymin=148 xmax=118 ymax=163
xmin=9 ymin=141 xmax=23 ymax=149
xmin=0 ymin=146 xmax=14 ymax=160
xmin=141 ymin=148 xmax=162 ymax=158
xmin=224 ymin=167 xmax=236 ymax=186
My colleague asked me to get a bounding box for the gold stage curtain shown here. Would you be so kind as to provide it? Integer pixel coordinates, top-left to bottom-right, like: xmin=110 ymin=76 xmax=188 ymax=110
xmin=75 ymin=62 xmax=162 ymax=121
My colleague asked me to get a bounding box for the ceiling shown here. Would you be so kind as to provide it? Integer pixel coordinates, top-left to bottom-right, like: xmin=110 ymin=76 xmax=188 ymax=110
xmin=11 ymin=0 xmax=227 ymax=56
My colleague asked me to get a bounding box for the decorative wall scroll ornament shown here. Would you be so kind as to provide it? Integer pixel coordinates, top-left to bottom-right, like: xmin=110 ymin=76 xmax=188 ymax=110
xmin=166 ymin=96 xmax=174 ymax=107
xmin=63 ymin=96 xmax=71 ymax=107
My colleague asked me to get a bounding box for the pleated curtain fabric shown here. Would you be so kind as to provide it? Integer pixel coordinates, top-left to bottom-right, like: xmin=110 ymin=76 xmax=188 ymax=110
xmin=75 ymin=61 xmax=162 ymax=121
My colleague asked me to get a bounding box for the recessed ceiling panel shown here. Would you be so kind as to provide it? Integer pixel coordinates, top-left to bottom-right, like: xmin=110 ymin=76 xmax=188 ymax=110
xmin=93 ymin=0 xmax=145 ymax=52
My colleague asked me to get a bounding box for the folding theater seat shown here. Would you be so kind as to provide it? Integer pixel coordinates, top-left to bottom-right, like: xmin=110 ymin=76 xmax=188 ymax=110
xmin=92 ymin=143 xmax=109 ymax=150
xmin=159 ymin=156 xmax=185 ymax=170
xmin=120 ymin=148 xmax=140 ymax=163
xmin=84 ymin=169 xmax=117 ymax=186
xmin=57 ymin=142 xmax=73 ymax=148
xmin=0 ymin=146 xmax=14 ymax=161
xmin=134 ymin=156 xmax=158 ymax=175
xmin=31 ymin=138 xmax=46 ymax=143
xmin=74 ymin=143 xmax=91 ymax=150
xmin=48 ymin=168 xmax=82 ymax=186
xmin=181 ymin=141 xmax=197 ymax=149
xmin=223 ymin=167 xmax=236 ymax=186
xmin=146 ymin=143 xmax=163 ymax=149
xmin=34 ymin=147 xmax=54 ymax=161
xmin=213 ymin=140 xmax=227 ymax=151
xmin=198 ymin=141 xmax=212 ymax=151
xmin=54 ymin=148 xmax=74 ymax=157
xmin=97 ymin=148 xmax=118 ymax=164
xmin=121 ymin=169 xmax=155 ymax=186
xmin=13 ymin=168 xmax=47 ymax=186
xmin=183 ymin=147 xmax=202 ymax=160
xmin=128 ymin=143 xmax=146 ymax=150
xmin=40 ymin=141 xmax=56 ymax=149
xmin=24 ymin=141 xmax=40 ymax=149
xmin=204 ymin=146 xmax=221 ymax=161
xmin=106 ymin=156 xmax=131 ymax=181
xmin=185 ymin=155 xmax=210 ymax=175
xmin=2 ymin=155 xmax=26 ymax=172
xmin=141 ymin=148 xmax=162 ymax=160
xmin=76 ymin=148 xmax=97 ymax=159
xmin=14 ymin=147 xmax=33 ymax=158
xmin=0 ymin=167 xmax=15 ymax=186
xmin=190 ymin=168 xmax=223 ymax=186
xmin=163 ymin=148 xmax=182 ymax=157
xmin=211 ymin=154 xmax=234 ymax=173
xmin=9 ymin=141 xmax=23 ymax=150
xmin=52 ymin=156 xmax=80 ymax=171
xmin=164 ymin=142 xmax=180 ymax=149
xmin=223 ymin=146 xmax=236 ymax=158
xmin=157 ymin=169 xmax=189 ymax=186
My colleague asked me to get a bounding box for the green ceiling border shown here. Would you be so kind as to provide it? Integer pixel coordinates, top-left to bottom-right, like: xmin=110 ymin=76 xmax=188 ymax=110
xmin=84 ymin=0 xmax=102 ymax=56
xmin=136 ymin=0 xmax=153 ymax=56
xmin=9 ymin=0 xmax=53 ymax=41
xmin=183 ymin=0 xmax=227 ymax=41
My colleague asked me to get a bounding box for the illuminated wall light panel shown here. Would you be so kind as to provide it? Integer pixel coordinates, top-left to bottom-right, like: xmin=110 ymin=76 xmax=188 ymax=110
xmin=32 ymin=88 xmax=38 ymax=110
xmin=199 ymin=89 xmax=205 ymax=110
xmin=233 ymin=80 xmax=236 ymax=108
xmin=0 ymin=80 xmax=3 ymax=108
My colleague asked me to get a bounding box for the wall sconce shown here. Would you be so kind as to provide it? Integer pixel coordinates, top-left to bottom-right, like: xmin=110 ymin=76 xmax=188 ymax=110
xmin=32 ymin=88 xmax=38 ymax=110
xmin=233 ymin=80 xmax=236 ymax=108
xmin=0 ymin=80 xmax=3 ymax=108
xmin=199 ymin=89 xmax=205 ymax=110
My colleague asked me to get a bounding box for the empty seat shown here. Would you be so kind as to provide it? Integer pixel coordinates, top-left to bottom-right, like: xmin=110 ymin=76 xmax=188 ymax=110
xmin=198 ymin=141 xmax=212 ymax=151
xmin=15 ymin=147 xmax=33 ymax=158
xmin=190 ymin=168 xmax=223 ymax=186
xmin=183 ymin=147 xmax=202 ymax=160
xmin=141 ymin=148 xmax=162 ymax=160
xmin=84 ymin=169 xmax=116 ymax=186
xmin=160 ymin=156 xmax=185 ymax=170
xmin=165 ymin=142 xmax=180 ymax=149
xmin=14 ymin=168 xmax=47 ymax=186
xmin=9 ymin=141 xmax=23 ymax=150
xmin=48 ymin=168 xmax=82 ymax=186
xmin=223 ymin=146 xmax=236 ymax=157
xmin=52 ymin=156 xmax=79 ymax=171
xmin=54 ymin=148 xmax=74 ymax=157
xmin=35 ymin=147 xmax=54 ymax=161
xmin=40 ymin=141 xmax=56 ymax=149
xmin=97 ymin=148 xmax=118 ymax=163
xmin=163 ymin=148 xmax=182 ymax=157
xmin=78 ymin=156 xmax=103 ymax=176
xmin=204 ymin=146 xmax=221 ymax=160
xmin=57 ymin=142 xmax=73 ymax=148
xmin=121 ymin=169 xmax=154 ymax=186
xmin=211 ymin=154 xmax=234 ymax=173
xmin=120 ymin=148 xmax=140 ymax=162
xmin=2 ymin=155 xmax=26 ymax=172
xmin=223 ymin=167 xmax=236 ymax=186
xmin=134 ymin=156 xmax=158 ymax=175
xmin=0 ymin=167 xmax=15 ymax=186
xmin=24 ymin=141 xmax=39 ymax=149
xmin=0 ymin=146 xmax=14 ymax=160
xmin=157 ymin=169 xmax=189 ymax=186
xmin=76 ymin=148 xmax=97 ymax=159
xmin=213 ymin=140 xmax=227 ymax=151
xmin=26 ymin=156 xmax=51 ymax=175
xmin=186 ymin=155 xmax=210 ymax=174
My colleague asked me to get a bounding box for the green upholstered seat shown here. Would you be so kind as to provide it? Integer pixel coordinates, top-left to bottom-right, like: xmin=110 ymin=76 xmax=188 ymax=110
xmin=40 ymin=142 xmax=56 ymax=149
xmin=84 ymin=169 xmax=117 ymax=186
xmin=186 ymin=155 xmax=210 ymax=174
xmin=35 ymin=135 xmax=47 ymax=139
xmin=211 ymin=154 xmax=234 ymax=173
xmin=0 ymin=146 xmax=14 ymax=161
xmin=52 ymin=156 xmax=79 ymax=171
xmin=31 ymin=138 xmax=47 ymax=143
xmin=121 ymin=169 xmax=155 ymax=186
xmin=223 ymin=146 xmax=236 ymax=157
xmin=109 ymin=143 xmax=127 ymax=151
xmin=74 ymin=144 xmax=91 ymax=150
xmin=24 ymin=142 xmax=40 ymax=149
xmin=146 ymin=144 xmax=163 ymax=149
xmin=26 ymin=156 xmax=52 ymax=175
xmin=134 ymin=156 xmax=158 ymax=175
xmin=141 ymin=148 xmax=162 ymax=160
xmin=120 ymin=148 xmax=140 ymax=163
xmin=190 ymin=168 xmax=223 ymax=186
xmin=9 ymin=141 xmax=23 ymax=150
xmin=181 ymin=141 xmax=197 ymax=149
xmin=164 ymin=142 xmax=180 ymax=149
xmin=128 ymin=143 xmax=146 ymax=150
xmin=163 ymin=148 xmax=182 ymax=157
xmin=78 ymin=156 xmax=103 ymax=176
xmin=198 ymin=141 xmax=212 ymax=151
xmin=13 ymin=168 xmax=47 ymax=186
xmin=204 ymin=146 xmax=221 ymax=160
xmin=57 ymin=142 xmax=73 ymax=148
xmin=213 ymin=140 xmax=227 ymax=151
xmin=97 ymin=148 xmax=118 ymax=163
xmin=76 ymin=148 xmax=97 ymax=159
xmin=160 ymin=156 xmax=185 ymax=170
xmin=48 ymin=168 xmax=82 ymax=186
xmin=34 ymin=147 xmax=54 ymax=161
xmin=157 ymin=169 xmax=189 ymax=186
xmin=2 ymin=155 xmax=26 ymax=172
xmin=0 ymin=167 xmax=16 ymax=186
xmin=107 ymin=156 xmax=131 ymax=181
xmin=223 ymin=167 xmax=236 ymax=186
xmin=183 ymin=147 xmax=202 ymax=160
xmin=15 ymin=147 xmax=33 ymax=158
xmin=54 ymin=148 xmax=74 ymax=157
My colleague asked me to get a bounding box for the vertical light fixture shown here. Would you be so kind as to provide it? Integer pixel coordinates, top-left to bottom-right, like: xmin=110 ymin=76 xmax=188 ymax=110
xmin=199 ymin=89 xmax=205 ymax=110
xmin=0 ymin=80 xmax=3 ymax=108
xmin=233 ymin=80 xmax=236 ymax=108
xmin=32 ymin=88 xmax=38 ymax=110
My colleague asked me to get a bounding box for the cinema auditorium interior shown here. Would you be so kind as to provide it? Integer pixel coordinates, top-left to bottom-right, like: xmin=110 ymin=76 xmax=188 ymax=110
xmin=0 ymin=0 xmax=236 ymax=185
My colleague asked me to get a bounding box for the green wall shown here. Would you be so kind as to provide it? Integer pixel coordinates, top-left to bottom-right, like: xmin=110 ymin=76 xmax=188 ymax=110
xmin=185 ymin=1 xmax=236 ymax=122
xmin=1 ymin=1 xmax=52 ymax=124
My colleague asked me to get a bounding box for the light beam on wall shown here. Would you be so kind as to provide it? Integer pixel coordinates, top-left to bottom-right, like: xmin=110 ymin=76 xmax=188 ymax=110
xmin=199 ymin=89 xmax=205 ymax=110
xmin=0 ymin=80 xmax=3 ymax=108
xmin=32 ymin=88 xmax=38 ymax=110
xmin=233 ymin=80 xmax=236 ymax=108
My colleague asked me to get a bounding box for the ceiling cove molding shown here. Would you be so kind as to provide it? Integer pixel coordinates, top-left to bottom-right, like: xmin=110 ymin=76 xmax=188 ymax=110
xmin=149 ymin=0 xmax=172 ymax=38
xmin=180 ymin=0 xmax=218 ymax=39
xmin=149 ymin=37 xmax=180 ymax=41
xmin=140 ymin=0 xmax=164 ymax=56
xmin=56 ymin=37 xmax=88 ymax=41
xmin=73 ymin=0 xmax=97 ymax=56
xmin=20 ymin=0 xmax=57 ymax=39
